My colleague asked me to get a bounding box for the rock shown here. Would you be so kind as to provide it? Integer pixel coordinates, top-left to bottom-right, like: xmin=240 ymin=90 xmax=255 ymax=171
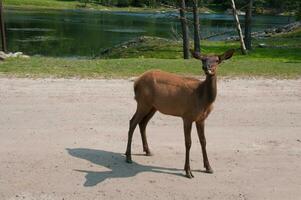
xmin=0 ymin=51 xmax=8 ymax=60
xmin=258 ymin=43 xmax=267 ymax=48
xmin=225 ymin=8 xmax=245 ymax=15
xmin=14 ymin=52 xmax=23 ymax=56
xmin=275 ymin=27 xmax=283 ymax=33
xmin=12 ymin=52 xmax=24 ymax=58
xmin=21 ymin=55 xmax=30 ymax=59
xmin=0 ymin=51 xmax=30 ymax=60
xmin=0 ymin=51 xmax=7 ymax=61
xmin=128 ymin=77 xmax=137 ymax=82
xmin=226 ymin=21 xmax=301 ymax=41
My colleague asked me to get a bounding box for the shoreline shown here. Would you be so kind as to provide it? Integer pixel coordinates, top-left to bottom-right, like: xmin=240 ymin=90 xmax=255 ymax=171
xmin=4 ymin=4 xmax=177 ymax=13
xmin=4 ymin=4 xmax=295 ymax=16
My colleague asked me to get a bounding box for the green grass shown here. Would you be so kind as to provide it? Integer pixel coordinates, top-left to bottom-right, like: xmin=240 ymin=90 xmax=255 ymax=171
xmin=0 ymin=54 xmax=300 ymax=78
xmin=6 ymin=0 xmax=79 ymax=10
xmin=4 ymin=0 xmax=176 ymax=12
xmin=4 ymin=0 xmax=216 ymax=13
xmin=1 ymin=26 xmax=300 ymax=79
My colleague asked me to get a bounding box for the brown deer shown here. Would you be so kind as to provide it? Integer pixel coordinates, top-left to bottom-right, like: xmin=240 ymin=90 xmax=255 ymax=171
xmin=125 ymin=49 xmax=235 ymax=178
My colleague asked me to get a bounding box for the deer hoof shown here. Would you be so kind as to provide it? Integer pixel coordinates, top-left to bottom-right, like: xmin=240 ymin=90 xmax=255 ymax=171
xmin=205 ymin=168 xmax=214 ymax=174
xmin=185 ymin=170 xmax=194 ymax=178
xmin=126 ymin=157 xmax=132 ymax=163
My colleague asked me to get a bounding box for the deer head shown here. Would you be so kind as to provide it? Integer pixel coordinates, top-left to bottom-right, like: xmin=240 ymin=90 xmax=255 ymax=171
xmin=191 ymin=49 xmax=235 ymax=75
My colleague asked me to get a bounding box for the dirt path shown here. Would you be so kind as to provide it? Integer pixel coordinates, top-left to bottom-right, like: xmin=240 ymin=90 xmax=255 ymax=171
xmin=0 ymin=78 xmax=301 ymax=200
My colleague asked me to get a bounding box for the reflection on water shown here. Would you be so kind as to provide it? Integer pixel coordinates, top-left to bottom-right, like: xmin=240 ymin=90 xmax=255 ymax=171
xmin=4 ymin=9 xmax=292 ymax=57
xmin=7 ymin=27 xmax=55 ymax=32
xmin=105 ymin=28 xmax=146 ymax=33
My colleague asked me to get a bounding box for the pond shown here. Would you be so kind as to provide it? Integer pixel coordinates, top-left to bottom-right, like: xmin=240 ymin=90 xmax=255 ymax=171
xmin=4 ymin=8 xmax=293 ymax=57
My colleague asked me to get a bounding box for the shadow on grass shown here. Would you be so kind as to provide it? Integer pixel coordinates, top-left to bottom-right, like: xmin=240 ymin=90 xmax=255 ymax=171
xmin=66 ymin=148 xmax=184 ymax=186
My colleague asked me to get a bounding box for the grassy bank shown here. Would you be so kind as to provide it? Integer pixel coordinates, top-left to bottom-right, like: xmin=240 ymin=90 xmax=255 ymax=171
xmin=0 ymin=27 xmax=300 ymax=78
xmin=4 ymin=0 xmax=176 ymax=12
xmin=6 ymin=0 xmax=80 ymax=10
xmin=1 ymin=52 xmax=300 ymax=78
xmin=5 ymin=0 xmax=218 ymax=13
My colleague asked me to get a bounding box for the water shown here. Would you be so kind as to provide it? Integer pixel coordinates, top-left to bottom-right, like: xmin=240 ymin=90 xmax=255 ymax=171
xmin=4 ymin=8 xmax=292 ymax=57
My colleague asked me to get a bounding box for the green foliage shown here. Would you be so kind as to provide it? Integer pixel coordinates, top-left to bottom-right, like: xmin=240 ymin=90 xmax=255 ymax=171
xmin=117 ymin=0 xmax=131 ymax=7
xmin=131 ymin=0 xmax=146 ymax=7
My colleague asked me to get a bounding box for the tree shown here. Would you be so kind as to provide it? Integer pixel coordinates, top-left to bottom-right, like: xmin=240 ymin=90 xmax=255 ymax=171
xmin=192 ymin=0 xmax=201 ymax=53
xmin=297 ymin=4 xmax=301 ymax=20
xmin=244 ymin=0 xmax=253 ymax=50
xmin=230 ymin=0 xmax=247 ymax=55
xmin=179 ymin=0 xmax=190 ymax=59
xmin=0 ymin=0 xmax=6 ymax=52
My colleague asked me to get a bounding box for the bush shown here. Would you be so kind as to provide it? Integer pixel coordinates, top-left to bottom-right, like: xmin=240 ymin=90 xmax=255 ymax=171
xmin=117 ymin=0 xmax=130 ymax=7
xmin=131 ymin=0 xmax=144 ymax=7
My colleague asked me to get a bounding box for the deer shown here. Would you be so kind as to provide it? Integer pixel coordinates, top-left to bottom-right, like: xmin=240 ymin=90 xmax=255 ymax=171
xmin=125 ymin=49 xmax=235 ymax=178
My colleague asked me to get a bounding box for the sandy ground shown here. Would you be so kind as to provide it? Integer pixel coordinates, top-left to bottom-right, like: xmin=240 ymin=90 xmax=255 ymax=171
xmin=0 ymin=77 xmax=301 ymax=200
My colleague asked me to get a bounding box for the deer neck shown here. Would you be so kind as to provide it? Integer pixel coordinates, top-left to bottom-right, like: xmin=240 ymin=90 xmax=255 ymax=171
xmin=202 ymin=74 xmax=217 ymax=104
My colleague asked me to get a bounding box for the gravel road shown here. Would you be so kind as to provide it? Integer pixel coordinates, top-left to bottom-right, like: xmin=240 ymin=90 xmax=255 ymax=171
xmin=1 ymin=77 xmax=301 ymax=200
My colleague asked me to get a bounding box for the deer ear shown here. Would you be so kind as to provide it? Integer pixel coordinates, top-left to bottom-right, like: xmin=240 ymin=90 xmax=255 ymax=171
xmin=190 ymin=49 xmax=203 ymax=60
xmin=218 ymin=49 xmax=235 ymax=62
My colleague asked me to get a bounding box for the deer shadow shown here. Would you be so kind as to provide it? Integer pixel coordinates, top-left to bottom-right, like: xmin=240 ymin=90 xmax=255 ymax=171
xmin=66 ymin=148 xmax=184 ymax=186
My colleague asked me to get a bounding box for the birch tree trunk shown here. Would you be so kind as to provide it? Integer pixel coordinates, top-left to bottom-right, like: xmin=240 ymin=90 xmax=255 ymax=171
xmin=230 ymin=0 xmax=247 ymax=55
xmin=179 ymin=0 xmax=190 ymax=59
xmin=192 ymin=0 xmax=201 ymax=53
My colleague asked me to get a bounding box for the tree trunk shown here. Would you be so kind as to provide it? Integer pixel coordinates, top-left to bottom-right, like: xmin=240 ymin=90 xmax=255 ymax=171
xmin=244 ymin=0 xmax=253 ymax=50
xmin=179 ymin=0 xmax=190 ymax=59
xmin=230 ymin=0 xmax=247 ymax=55
xmin=192 ymin=0 xmax=201 ymax=53
xmin=0 ymin=0 xmax=7 ymax=53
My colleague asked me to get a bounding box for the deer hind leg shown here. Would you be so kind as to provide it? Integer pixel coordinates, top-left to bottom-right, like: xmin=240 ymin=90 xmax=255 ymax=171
xmin=139 ymin=108 xmax=156 ymax=156
xmin=196 ymin=120 xmax=213 ymax=174
xmin=183 ymin=119 xmax=194 ymax=178
xmin=125 ymin=104 xmax=152 ymax=163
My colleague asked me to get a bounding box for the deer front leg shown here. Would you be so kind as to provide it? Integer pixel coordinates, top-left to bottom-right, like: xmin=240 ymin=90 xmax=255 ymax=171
xmin=183 ymin=119 xmax=193 ymax=178
xmin=196 ymin=120 xmax=213 ymax=173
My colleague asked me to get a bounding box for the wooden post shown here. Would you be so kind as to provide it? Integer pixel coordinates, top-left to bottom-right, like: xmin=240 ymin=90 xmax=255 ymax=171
xmin=244 ymin=0 xmax=253 ymax=50
xmin=230 ymin=0 xmax=247 ymax=55
xmin=192 ymin=0 xmax=201 ymax=54
xmin=0 ymin=0 xmax=7 ymax=53
xmin=179 ymin=0 xmax=190 ymax=59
